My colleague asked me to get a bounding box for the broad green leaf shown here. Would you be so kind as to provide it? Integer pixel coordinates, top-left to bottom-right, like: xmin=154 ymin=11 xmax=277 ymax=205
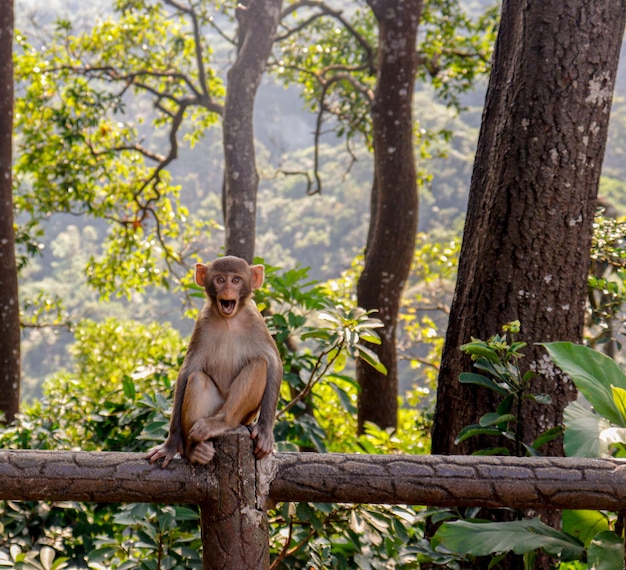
xmin=562 ymin=510 xmax=609 ymax=548
xmin=563 ymin=401 xmax=612 ymax=457
xmin=459 ymin=372 xmax=508 ymax=396
xmin=174 ymin=506 xmax=200 ymax=521
xmin=543 ymin=342 xmax=626 ymax=426
xmin=611 ymin=385 xmax=626 ymax=421
xmin=587 ymin=531 xmax=623 ymax=570
xmin=432 ymin=518 xmax=584 ymax=561
xmin=359 ymin=332 xmax=382 ymax=345
xmin=329 ymin=382 xmax=357 ymax=414
xmin=332 ymin=349 xmax=347 ymax=373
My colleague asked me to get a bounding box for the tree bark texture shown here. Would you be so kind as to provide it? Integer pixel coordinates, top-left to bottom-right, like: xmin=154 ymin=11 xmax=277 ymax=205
xmin=0 ymin=0 xmax=20 ymax=425
xmin=356 ymin=0 xmax=423 ymax=433
xmin=0 ymin=449 xmax=218 ymax=504
xmin=200 ymin=428 xmax=269 ymax=570
xmin=3 ymin=446 xmax=626 ymax=513
xmin=268 ymin=452 xmax=626 ymax=512
xmin=0 ymin=430 xmax=269 ymax=570
xmin=433 ymin=0 xmax=626 ymax=457
xmin=222 ymin=0 xmax=282 ymax=262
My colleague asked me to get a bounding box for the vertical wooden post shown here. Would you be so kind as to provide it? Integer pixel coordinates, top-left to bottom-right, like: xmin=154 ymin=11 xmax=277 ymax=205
xmin=200 ymin=428 xmax=269 ymax=570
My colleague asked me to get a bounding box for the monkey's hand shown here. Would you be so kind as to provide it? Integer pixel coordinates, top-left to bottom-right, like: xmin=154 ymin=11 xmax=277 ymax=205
xmin=250 ymin=423 xmax=275 ymax=459
xmin=146 ymin=435 xmax=183 ymax=469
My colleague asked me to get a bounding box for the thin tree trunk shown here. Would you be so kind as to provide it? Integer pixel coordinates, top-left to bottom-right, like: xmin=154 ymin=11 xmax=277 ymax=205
xmin=222 ymin=0 xmax=282 ymax=262
xmin=356 ymin=0 xmax=423 ymax=433
xmin=0 ymin=0 xmax=20 ymax=424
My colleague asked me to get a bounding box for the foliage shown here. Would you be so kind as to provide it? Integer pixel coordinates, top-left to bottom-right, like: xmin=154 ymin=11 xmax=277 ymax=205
xmin=400 ymin=233 xmax=461 ymax=391
xmin=418 ymin=0 xmax=498 ymax=109
xmin=13 ymin=1 xmax=224 ymax=296
xmin=272 ymin=0 xmax=497 ymax=193
xmin=0 ymin=318 xmax=193 ymax=568
xmin=1 ymin=264 xmax=432 ymax=568
xmin=433 ymin=518 xmax=585 ymax=561
xmin=431 ymin=339 xmax=626 ymax=568
xmin=587 ymin=211 xmax=626 ymax=353
xmin=543 ymin=342 xmax=626 ymax=459
xmin=454 ymin=321 xmax=560 ymax=457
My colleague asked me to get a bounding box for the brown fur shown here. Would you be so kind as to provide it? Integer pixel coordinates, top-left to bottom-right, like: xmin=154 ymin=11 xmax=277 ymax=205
xmin=147 ymin=256 xmax=282 ymax=466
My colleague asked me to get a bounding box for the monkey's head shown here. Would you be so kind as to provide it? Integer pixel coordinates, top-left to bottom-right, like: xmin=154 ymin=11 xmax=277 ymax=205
xmin=195 ymin=256 xmax=264 ymax=319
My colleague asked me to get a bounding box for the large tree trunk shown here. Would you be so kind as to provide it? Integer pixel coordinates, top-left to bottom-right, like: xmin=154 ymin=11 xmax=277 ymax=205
xmin=222 ymin=0 xmax=282 ymax=262
xmin=433 ymin=0 xmax=626 ymax=455
xmin=0 ymin=0 xmax=20 ymax=424
xmin=356 ymin=0 xmax=422 ymax=433
xmin=432 ymin=4 xmax=626 ymax=566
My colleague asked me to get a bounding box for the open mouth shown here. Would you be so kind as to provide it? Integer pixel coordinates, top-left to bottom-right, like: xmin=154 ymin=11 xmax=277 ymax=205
xmin=219 ymin=299 xmax=237 ymax=316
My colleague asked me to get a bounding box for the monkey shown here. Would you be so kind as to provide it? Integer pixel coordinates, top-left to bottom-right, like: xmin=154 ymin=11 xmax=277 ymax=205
xmin=146 ymin=256 xmax=282 ymax=467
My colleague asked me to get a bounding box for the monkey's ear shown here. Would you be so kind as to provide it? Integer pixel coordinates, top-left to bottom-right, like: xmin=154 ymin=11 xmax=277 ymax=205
xmin=249 ymin=264 xmax=265 ymax=289
xmin=195 ymin=263 xmax=209 ymax=287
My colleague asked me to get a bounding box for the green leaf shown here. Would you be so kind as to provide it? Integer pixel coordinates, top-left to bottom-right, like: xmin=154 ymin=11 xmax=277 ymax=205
xmin=611 ymin=385 xmax=626 ymax=421
xmin=123 ymin=376 xmax=136 ymax=400
xmin=479 ymin=412 xmax=515 ymax=427
xmin=329 ymin=382 xmax=357 ymax=414
xmin=587 ymin=531 xmax=624 ymax=570
xmin=174 ymin=506 xmax=200 ymax=521
xmin=455 ymin=424 xmax=502 ymax=445
xmin=562 ymin=510 xmax=609 ymax=548
xmin=543 ymin=342 xmax=626 ymax=426
xmin=432 ymin=518 xmax=584 ymax=561
xmin=331 ymin=349 xmax=347 ymax=373
xmin=529 ymin=393 xmax=552 ymax=405
xmin=563 ymin=401 xmax=612 ymax=457
xmin=461 ymin=342 xmax=500 ymax=362
xmin=356 ymin=344 xmax=388 ymax=375
xmin=459 ymin=372 xmax=508 ymax=396
xmin=359 ymin=332 xmax=382 ymax=345
xmin=531 ymin=426 xmax=563 ymax=451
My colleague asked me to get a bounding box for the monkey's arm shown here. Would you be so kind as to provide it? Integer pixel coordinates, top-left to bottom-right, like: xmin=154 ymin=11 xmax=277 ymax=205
xmin=250 ymin=355 xmax=282 ymax=459
xmin=146 ymin=367 xmax=189 ymax=468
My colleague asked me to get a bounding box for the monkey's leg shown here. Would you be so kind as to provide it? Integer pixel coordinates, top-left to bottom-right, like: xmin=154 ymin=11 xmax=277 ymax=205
xmin=188 ymin=359 xmax=267 ymax=445
xmin=182 ymin=371 xmax=224 ymax=463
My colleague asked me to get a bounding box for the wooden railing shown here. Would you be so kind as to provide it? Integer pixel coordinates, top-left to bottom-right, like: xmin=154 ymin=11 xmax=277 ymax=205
xmin=2 ymin=428 xmax=625 ymax=569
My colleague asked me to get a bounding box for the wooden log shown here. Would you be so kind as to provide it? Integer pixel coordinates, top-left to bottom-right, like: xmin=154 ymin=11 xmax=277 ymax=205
xmin=0 ymin=448 xmax=216 ymax=503
xmin=2 ymin=444 xmax=626 ymax=512
xmin=200 ymin=428 xmax=269 ymax=570
xmin=0 ymin=429 xmax=270 ymax=570
xmin=267 ymin=452 xmax=626 ymax=511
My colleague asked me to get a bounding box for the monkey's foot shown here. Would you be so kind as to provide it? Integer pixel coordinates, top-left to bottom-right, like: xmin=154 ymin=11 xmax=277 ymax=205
xmin=189 ymin=418 xmax=228 ymax=443
xmin=188 ymin=441 xmax=216 ymax=464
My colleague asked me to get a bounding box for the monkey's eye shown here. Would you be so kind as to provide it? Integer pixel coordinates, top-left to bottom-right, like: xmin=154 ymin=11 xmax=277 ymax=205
xmin=216 ymin=276 xmax=225 ymax=284
xmin=232 ymin=277 xmax=241 ymax=284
